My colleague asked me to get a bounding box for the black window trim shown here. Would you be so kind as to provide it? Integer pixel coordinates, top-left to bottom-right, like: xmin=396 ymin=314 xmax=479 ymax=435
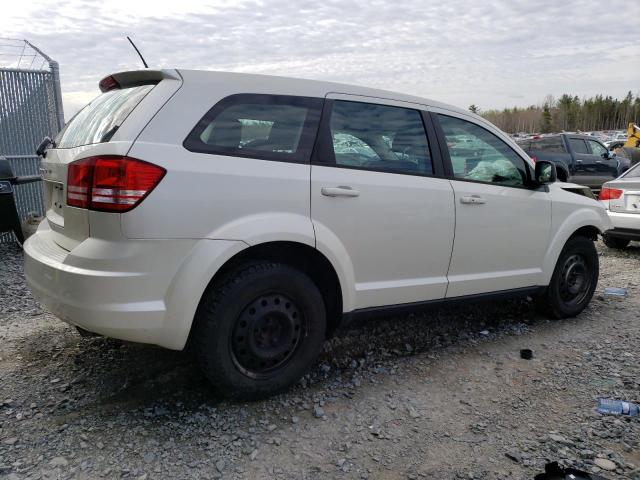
xmin=310 ymin=98 xmax=446 ymax=179
xmin=183 ymin=93 xmax=324 ymax=164
xmin=431 ymin=112 xmax=540 ymax=191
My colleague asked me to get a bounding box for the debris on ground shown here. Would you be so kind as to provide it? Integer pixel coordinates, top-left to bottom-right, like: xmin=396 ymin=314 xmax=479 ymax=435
xmin=603 ymin=287 xmax=628 ymax=296
xmin=534 ymin=461 xmax=611 ymax=480
xmin=520 ymin=348 xmax=534 ymax=360
xmin=597 ymin=398 xmax=640 ymax=417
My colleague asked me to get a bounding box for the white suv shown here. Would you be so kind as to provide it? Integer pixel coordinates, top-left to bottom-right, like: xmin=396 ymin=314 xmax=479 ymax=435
xmin=24 ymin=69 xmax=611 ymax=398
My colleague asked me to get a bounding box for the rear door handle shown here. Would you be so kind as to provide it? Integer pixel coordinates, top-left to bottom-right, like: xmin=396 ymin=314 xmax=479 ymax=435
xmin=321 ymin=186 xmax=360 ymax=198
xmin=460 ymin=195 xmax=486 ymax=205
xmin=576 ymin=160 xmax=583 ymax=164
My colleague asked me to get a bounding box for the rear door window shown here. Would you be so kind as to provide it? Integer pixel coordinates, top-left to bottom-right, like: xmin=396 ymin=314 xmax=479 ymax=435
xmin=184 ymin=94 xmax=323 ymax=163
xmin=319 ymin=100 xmax=434 ymax=175
xmin=569 ymin=138 xmax=589 ymax=154
xmin=516 ymin=140 xmax=531 ymax=151
xmin=331 ymin=132 xmax=380 ymax=166
xmin=56 ymin=85 xmax=154 ymax=148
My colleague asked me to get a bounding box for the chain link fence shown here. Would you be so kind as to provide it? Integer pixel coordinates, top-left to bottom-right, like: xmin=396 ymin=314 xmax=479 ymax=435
xmin=0 ymin=39 xmax=64 ymax=243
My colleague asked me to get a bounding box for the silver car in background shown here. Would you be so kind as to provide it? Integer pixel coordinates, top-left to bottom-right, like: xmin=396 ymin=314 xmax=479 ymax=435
xmin=600 ymin=163 xmax=640 ymax=249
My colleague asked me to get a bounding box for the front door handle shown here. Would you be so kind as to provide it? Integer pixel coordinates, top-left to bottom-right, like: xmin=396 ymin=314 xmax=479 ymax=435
xmin=460 ymin=195 xmax=486 ymax=205
xmin=321 ymin=186 xmax=360 ymax=198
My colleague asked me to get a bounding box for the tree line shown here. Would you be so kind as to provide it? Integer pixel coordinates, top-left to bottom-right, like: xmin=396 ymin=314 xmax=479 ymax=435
xmin=475 ymin=92 xmax=640 ymax=134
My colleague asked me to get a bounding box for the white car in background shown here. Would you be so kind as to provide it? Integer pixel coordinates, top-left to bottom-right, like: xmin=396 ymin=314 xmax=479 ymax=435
xmin=600 ymin=163 xmax=640 ymax=249
xmin=24 ymin=69 xmax=611 ymax=398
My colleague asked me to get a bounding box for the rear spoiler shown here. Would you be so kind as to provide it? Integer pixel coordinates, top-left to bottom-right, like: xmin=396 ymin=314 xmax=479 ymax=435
xmin=98 ymin=69 xmax=179 ymax=92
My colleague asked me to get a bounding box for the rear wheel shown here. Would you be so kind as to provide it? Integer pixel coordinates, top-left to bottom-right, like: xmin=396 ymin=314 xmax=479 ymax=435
xmin=193 ymin=262 xmax=326 ymax=400
xmin=537 ymin=236 xmax=599 ymax=319
xmin=602 ymin=234 xmax=630 ymax=250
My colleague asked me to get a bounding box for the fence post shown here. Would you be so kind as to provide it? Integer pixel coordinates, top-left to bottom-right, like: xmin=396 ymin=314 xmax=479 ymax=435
xmin=25 ymin=40 xmax=65 ymax=131
xmin=48 ymin=60 xmax=65 ymax=131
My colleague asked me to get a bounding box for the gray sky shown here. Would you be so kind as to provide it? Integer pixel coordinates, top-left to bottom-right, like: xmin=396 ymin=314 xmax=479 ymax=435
xmin=2 ymin=0 xmax=639 ymax=118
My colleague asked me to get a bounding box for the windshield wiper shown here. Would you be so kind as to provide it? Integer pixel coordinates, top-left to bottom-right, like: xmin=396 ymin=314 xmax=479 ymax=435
xmin=100 ymin=125 xmax=120 ymax=143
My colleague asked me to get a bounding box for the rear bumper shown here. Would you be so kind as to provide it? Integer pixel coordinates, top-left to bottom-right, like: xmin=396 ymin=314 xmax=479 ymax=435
xmin=23 ymin=222 xmax=245 ymax=349
xmin=605 ymin=210 xmax=640 ymax=240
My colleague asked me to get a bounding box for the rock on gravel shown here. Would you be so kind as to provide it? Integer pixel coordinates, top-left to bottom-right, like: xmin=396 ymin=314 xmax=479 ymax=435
xmin=594 ymin=458 xmax=617 ymax=471
xmin=49 ymin=456 xmax=69 ymax=467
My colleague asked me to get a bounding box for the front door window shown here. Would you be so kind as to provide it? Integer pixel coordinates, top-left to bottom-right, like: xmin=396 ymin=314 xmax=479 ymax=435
xmin=437 ymin=115 xmax=528 ymax=187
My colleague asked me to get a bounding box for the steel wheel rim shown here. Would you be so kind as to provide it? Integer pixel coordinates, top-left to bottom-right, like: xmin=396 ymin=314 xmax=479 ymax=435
xmin=231 ymin=293 xmax=305 ymax=379
xmin=558 ymin=254 xmax=591 ymax=306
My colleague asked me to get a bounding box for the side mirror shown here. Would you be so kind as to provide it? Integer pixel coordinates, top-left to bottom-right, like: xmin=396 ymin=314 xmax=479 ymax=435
xmin=35 ymin=136 xmax=52 ymax=157
xmin=535 ymin=160 xmax=557 ymax=185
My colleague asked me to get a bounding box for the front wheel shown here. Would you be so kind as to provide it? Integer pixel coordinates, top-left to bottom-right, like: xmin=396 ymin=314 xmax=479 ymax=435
xmin=193 ymin=262 xmax=326 ymax=400
xmin=602 ymin=234 xmax=630 ymax=250
xmin=557 ymin=169 xmax=568 ymax=183
xmin=537 ymin=236 xmax=599 ymax=319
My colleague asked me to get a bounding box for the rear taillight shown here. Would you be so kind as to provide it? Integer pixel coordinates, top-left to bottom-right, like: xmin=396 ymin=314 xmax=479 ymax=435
xmin=66 ymin=160 xmax=93 ymax=209
xmin=530 ymin=155 xmax=537 ymax=163
xmin=67 ymin=156 xmax=165 ymax=212
xmin=599 ymin=187 xmax=623 ymax=201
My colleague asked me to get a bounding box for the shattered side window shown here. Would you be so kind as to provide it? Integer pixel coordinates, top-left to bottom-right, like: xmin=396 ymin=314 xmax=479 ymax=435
xmin=329 ymin=100 xmax=434 ymax=175
xmin=438 ymin=115 xmax=528 ymax=187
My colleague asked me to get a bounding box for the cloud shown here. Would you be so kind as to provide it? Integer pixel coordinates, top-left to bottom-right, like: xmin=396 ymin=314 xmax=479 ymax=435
xmin=1 ymin=0 xmax=638 ymax=117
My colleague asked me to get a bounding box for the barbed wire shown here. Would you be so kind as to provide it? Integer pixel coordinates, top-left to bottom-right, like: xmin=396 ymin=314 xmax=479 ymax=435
xmin=0 ymin=39 xmax=51 ymax=71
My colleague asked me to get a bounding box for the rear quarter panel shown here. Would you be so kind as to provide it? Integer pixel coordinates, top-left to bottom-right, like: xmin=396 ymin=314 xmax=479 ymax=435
xmin=122 ymin=71 xmax=317 ymax=245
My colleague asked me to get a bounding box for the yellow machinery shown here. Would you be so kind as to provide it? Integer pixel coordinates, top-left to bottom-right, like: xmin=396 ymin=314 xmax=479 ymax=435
xmin=622 ymin=123 xmax=640 ymax=166
xmin=624 ymin=123 xmax=640 ymax=148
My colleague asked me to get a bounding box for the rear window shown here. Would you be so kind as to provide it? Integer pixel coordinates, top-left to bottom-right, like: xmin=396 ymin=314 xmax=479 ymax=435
xmin=55 ymin=85 xmax=154 ymax=148
xmin=530 ymin=137 xmax=566 ymax=153
xmin=183 ymin=94 xmax=323 ymax=163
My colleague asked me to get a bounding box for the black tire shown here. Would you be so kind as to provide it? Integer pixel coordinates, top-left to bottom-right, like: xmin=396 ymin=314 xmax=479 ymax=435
xmin=557 ymin=169 xmax=568 ymax=182
xmin=193 ymin=262 xmax=326 ymax=400
xmin=602 ymin=234 xmax=630 ymax=250
xmin=537 ymin=236 xmax=599 ymax=319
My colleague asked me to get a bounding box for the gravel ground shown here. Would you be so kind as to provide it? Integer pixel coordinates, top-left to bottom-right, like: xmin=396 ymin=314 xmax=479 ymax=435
xmin=1 ymin=240 xmax=639 ymax=480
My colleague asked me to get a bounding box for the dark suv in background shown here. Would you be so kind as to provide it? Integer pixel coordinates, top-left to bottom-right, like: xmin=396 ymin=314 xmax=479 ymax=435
xmin=518 ymin=134 xmax=630 ymax=191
